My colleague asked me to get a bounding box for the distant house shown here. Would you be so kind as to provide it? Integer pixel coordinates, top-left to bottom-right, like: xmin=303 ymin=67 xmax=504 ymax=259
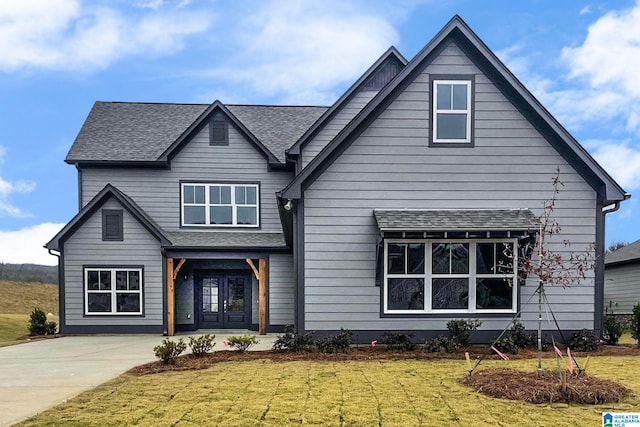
xmin=46 ymin=16 xmax=628 ymax=341
xmin=605 ymin=239 xmax=640 ymax=319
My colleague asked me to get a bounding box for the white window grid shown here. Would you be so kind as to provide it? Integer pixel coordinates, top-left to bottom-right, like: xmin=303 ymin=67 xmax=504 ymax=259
xmin=432 ymin=79 xmax=472 ymax=143
xmin=181 ymin=183 xmax=259 ymax=227
xmin=84 ymin=267 xmax=143 ymax=315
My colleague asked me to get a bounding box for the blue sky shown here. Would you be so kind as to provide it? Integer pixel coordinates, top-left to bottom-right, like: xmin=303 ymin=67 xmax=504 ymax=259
xmin=1 ymin=0 xmax=639 ymax=265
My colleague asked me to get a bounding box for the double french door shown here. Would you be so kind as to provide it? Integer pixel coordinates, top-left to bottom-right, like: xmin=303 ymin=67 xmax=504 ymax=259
xmin=197 ymin=271 xmax=251 ymax=329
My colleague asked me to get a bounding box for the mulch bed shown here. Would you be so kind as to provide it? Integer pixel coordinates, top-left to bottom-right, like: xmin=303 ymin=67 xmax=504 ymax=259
xmin=461 ymin=368 xmax=629 ymax=404
xmin=127 ymin=343 xmax=640 ymax=376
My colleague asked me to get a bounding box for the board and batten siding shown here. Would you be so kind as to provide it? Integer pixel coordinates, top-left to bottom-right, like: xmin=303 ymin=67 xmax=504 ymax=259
xmin=604 ymin=263 xmax=640 ymax=315
xmin=302 ymin=40 xmax=597 ymax=333
xmin=62 ymin=198 xmax=163 ymax=327
xmin=269 ymin=253 xmax=295 ymax=326
xmin=80 ymin=123 xmax=293 ymax=233
xmin=301 ymin=90 xmax=378 ymax=169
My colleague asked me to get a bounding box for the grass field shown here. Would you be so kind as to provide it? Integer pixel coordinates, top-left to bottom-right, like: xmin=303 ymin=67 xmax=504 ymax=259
xmin=18 ymin=356 xmax=640 ymax=426
xmin=0 ymin=280 xmax=58 ymax=346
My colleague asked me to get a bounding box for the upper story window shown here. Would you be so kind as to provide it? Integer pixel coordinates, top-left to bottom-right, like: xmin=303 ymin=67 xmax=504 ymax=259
xmin=210 ymin=112 xmax=228 ymax=145
xmin=181 ymin=183 xmax=259 ymax=227
xmin=431 ymin=77 xmax=473 ymax=145
xmin=383 ymin=239 xmax=517 ymax=314
xmin=102 ymin=209 xmax=123 ymax=241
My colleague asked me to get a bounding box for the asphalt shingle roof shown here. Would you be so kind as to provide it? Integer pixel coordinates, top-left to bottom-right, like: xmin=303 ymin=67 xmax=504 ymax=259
xmin=374 ymin=209 xmax=539 ymax=231
xmin=66 ymin=101 xmax=328 ymax=164
xmin=605 ymin=239 xmax=640 ymax=266
xmin=164 ymin=231 xmax=287 ymax=249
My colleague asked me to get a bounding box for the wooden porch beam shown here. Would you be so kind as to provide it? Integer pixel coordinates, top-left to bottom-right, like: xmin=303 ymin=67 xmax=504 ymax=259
xmin=172 ymin=258 xmax=186 ymax=280
xmin=167 ymin=258 xmax=175 ymax=336
xmin=246 ymin=258 xmax=267 ymax=335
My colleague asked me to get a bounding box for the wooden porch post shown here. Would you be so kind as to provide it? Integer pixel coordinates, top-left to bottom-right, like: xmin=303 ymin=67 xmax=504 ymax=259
xmin=167 ymin=258 xmax=175 ymax=336
xmin=246 ymin=258 xmax=267 ymax=335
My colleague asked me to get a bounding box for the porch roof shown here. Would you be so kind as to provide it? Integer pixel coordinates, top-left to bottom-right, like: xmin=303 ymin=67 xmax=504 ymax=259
xmin=374 ymin=209 xmax=539 ymax=232
xmin=164 ymin=231 xmax=287 ymax=249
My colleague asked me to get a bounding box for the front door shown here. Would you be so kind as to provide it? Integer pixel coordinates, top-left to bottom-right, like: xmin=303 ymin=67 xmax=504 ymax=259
xmin=198 ymin=271 xmax=251 ymax=329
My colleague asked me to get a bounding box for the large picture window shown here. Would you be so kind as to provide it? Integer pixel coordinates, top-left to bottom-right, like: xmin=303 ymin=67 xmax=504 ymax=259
xmin=432 ymin=78 xmax=472 ymax=144
xmin=181 ymin=183 xmax=259 ymax=227
xmin=84 ymin=267 xmax=143 ymax=315
xmin=383 ymin=239 xmax=517 ymax=314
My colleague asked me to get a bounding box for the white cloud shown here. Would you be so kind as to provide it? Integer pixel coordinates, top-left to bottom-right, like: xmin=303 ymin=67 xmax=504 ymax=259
xmin=0 ymin=145 xmax=35 ymax=217
xmin=0 ymin=223 xmax=65 ymax=265
xmin=583 ymin=139 xmax=640 ymax=191
xmin=579 ymin=5 xmax=593 ymax=15
xmin=0 ymin=0 xmax=212 ymax=72
xmin=204 ymin=0 xmax=399 ymax=104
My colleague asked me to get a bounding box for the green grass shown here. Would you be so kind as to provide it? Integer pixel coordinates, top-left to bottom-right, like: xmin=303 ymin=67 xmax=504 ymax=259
xmin=18 ymin=356 xmax=640 ymax=426
xmin=0 ymin=280 xmax=58 ymax=346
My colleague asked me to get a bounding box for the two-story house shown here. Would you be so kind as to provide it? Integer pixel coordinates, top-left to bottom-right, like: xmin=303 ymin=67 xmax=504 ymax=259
xmin=46 ymin=16 xmax=628 ymax=341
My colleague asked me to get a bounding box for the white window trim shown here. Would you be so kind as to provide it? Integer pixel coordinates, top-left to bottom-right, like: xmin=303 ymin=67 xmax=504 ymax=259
xmin=383 ymin=238 xmax=517 ymax=315
xmin=432 ymin=79 xmax=472 ymax=143
xmin=181 ymin=183 xmax=260 ymax=228
xmin=84 ymin=267 xmax=143 ymax=316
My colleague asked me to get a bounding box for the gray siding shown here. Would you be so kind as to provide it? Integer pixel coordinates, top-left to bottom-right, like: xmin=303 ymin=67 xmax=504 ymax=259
xmin=63 ymin=198 xmax=163 ymax=327
xmin=269 ymin=254 xmax=295 ymax=325
xmin=301 ymin=90 xmax=378 ymax=169
xmin=302 ymin=40 xmax=597 ymax=332
xmin=81 ymin=123 xmax=292 ymax=232
xmin=604 ymin=263 xmax=640 ymax=314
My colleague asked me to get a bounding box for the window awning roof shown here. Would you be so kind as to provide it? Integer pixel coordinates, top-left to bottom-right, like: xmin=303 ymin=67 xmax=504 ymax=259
xmin=374 ymin=209 xmax=539 ymax=232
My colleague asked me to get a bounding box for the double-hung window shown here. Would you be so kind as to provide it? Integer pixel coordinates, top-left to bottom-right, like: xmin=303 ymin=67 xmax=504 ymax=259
xmin=383 ymin=239 xmax=517 ymax=314
xmin=182 ymin=183 xmax=259 ymax=227
xmin=432 ymin=78 xmax=473 ymax=144
xmin=85 ymin=267 xmax=143 ymax=315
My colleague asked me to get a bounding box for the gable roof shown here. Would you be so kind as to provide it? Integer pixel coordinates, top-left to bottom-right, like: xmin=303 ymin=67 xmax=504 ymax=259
xmin=605 ymin=239 xmax=640 ymax=267
xmin=280 ymin=15 xmax=628 ymax=205
xmin=66 ymin=101 xmax=327 ymax=166
xmin=287 ymin=47 xmax=407 ymax=158
xmin=45 ymin=184 xmax=171 ymax=251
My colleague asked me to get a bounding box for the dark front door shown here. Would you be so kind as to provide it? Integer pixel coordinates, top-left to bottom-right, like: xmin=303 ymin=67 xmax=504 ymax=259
xmin=198 ymin=271 xmax=251 ymax=329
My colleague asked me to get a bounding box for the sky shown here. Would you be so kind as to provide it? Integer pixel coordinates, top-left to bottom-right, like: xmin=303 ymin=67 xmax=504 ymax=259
xmin=1 ymin=0 xmax=639 ymax=266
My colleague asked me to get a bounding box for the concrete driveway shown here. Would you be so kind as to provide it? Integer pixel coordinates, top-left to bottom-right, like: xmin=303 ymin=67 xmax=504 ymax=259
xmin=0 ymin=333 xmax=277 ymax=426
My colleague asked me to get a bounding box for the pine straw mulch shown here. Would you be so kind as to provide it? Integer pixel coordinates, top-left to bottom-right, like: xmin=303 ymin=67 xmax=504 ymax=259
xmin=127 ymin=343 xmax=640 ymax=376
xmin=461 ymin=368 xmax=629 ymax=404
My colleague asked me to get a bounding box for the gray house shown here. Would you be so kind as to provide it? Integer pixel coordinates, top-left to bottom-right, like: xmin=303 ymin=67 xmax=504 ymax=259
xmin=46 ymin=16 xmax=628 ymax=341
xmin=605 ymin=239 xmax=640 ymax=320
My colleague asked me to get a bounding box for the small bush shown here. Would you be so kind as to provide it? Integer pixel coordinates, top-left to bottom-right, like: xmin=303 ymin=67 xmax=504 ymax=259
xmin=447 ymin=319 xmax=482 ymax=346
xmin=424 ymin=336 xmax=459 ymax=353
xmin=509 ymin=320 xmax=537 ymax=349
xmin=28 ymin=307 xmax=57 ymax=336
xmin=227 ymin=334 xmax=259 ymax=352
xmin=493 ymin=337 xmax=518 ymax=355
xmin=602 ymin=313 xmax=623 ymax=345
xmin=272 ymin=325 xmax=315 ymax=352
xmin=188 ymin=334 xmax=215 ymax=357
xmin=154 ymin=338 xmax=187 ymax=365
xmin=567 ymin=329 xmax=599 ymax=352
xmin=315 ymin=328 xmax=353 ymax=353
xmin=380 ymin=331 xmax=416 ymax=351
xmin=632 ymin=303 xmax=640 ymax=346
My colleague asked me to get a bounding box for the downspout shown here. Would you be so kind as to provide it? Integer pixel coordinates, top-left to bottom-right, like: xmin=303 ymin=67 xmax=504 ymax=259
xmin=47 ymin=248 xmax=63 ymax=333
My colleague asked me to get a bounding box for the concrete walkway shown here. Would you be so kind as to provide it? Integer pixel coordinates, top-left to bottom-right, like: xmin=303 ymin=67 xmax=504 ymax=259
xmin=0 ymin=333 xmax=277 ymax=426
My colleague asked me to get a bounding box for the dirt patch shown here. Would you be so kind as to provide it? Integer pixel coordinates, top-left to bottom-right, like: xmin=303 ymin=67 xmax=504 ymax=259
xmin=461 ymin=368 xmax=629 ymax=404
xmin=127 ymin=343 xmax=640 ymax=376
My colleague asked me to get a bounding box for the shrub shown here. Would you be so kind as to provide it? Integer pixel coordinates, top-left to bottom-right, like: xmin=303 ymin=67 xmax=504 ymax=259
xmin=272 ymin=325 xmax=315 ymax=352
xmin=632 ymin=303 xmax=640 ymax=346
xmin=380 ymin=331 xmax=416 ymax=351
xmin=424 ymin=336 xmax=459 ymax=353
xmin=227 ymin=334 xmax=259 ymax=352
xmin=602 ymin=313 xmax=623 ymax=345
xmin=315 ymin=328 xmax=353 ymax=353
xmin=509 ymin=320 xmax=537 ymax=349
xmin=188 ymin=334 xmax=215 ymax=357
xmin=28 ymin=307 xmax=57 ymax=336
xmin=567 ymin=329 xmax=599 ymax=352
xmin=447 ymin=319 xmax=482 ymax=346
xmin=493 ymin=337 xmax=518 ymax=355
xmin=154 ymin=338 xmax=187 ymax=365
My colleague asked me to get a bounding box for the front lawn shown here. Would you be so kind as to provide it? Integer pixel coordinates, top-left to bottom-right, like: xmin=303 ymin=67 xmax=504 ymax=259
xmin=19 ymin=356 xmax=640 ymax=426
